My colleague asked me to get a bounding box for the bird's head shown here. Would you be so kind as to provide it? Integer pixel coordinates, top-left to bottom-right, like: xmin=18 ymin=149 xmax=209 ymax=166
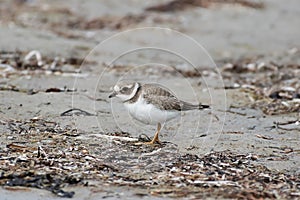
xmin=109 ymin=81 xmax=140 ymax=101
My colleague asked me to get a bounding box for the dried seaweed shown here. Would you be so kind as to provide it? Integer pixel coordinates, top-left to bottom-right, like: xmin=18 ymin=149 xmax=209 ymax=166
xmin=60 ymin=108 xmax=95 ymax=116
xmin=259 ymin=100 xmax=300 ymax=115
xmin=0 ymin=1 xmax=146 ymax=32
xmin=1 ymin=172 xmax=78 ymax=198
xmin=104 ymin=62 xmax=205 ymax=78
xmin=271 ymin=120 xmax=300 ymax=131
xmin=145 ymin=0 xmax=265 ymax=12
xmin=69 ymin=14 xmax=146 ymax=30
xmin=221 ymin=59 xmax=300 ymax=115
xmin=0 ymin=50 xmax=87 ymax=78
xmin=0 ymin=118 xmax=299 ymax=199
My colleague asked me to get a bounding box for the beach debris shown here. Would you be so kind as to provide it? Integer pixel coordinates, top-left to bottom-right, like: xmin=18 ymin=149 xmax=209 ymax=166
xmin=145 ymin=0 xmax=265 ymax=12
xmin=23 ymin=50 xmax=43 ymax=68
xmin=74 ymin=14 xmax=146 ymax=30
xmin=0 ymin=84 xmax=75 ymax=95
xmin=0 ymin=117 xmax=298 ymax=199
xmin=60 ymin=108 xmax=95 ymax=116
xmin=45 ymin=87 xmax=76 ymax=93
xmin=272 ymin=120 xmax=300 ymax=131
xmin=0 ymin=1 xmax=146 ymax=32
xmin=104 ymin=62 xmax=206 ymax=78
xmin=221 ymin=58 xmax=300 ymax=115
xmin=1 ymin=172 xmax=77 ymax=198
xmin=0 ymin=51 xmax=86 ymax=78
xmin=222 ymin=131 xmax=244 ymax=134
xmin=255 ymin=134 xmax=273 ymax=140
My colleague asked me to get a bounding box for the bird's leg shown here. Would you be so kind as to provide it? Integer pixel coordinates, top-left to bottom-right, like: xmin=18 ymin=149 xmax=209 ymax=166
xmin=145 ymin=123 xmax=162 ymax=144
xmin=135 ymin=123 xmax=162 ymax=145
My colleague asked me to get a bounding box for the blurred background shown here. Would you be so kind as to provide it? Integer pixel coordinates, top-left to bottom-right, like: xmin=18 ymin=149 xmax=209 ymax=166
xmin=0 ymin=0 xmax=299 ymax=61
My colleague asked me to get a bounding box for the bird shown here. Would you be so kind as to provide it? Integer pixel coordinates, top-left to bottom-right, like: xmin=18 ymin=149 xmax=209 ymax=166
xmin=108 ymin=81 xmax=210 ymax=144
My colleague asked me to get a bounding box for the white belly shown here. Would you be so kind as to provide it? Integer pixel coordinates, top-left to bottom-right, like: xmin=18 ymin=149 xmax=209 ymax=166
xmin=124 ymin=99 xmax=179 ymax=125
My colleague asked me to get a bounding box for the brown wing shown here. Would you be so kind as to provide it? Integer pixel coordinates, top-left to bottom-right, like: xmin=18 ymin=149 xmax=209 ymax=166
xmin=142 ymin=83 xmax=175 ymax=97
xmin=141 ymin=84 xmax=179 ymax=110
xmin=142 ymin=84 xmax=207 ymax=111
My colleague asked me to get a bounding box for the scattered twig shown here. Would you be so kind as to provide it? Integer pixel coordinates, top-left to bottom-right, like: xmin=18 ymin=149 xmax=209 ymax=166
xmin=145 ymin=0 xmax=265 ymax=12
xmin=138 ymin=148 xmax=162 ymax=158
xmin=7 ymin=143 xmax=28 ymax=151
xmin=255 ymin=134 xmax=273 ymax=140
xmin=24 ymin=50 xmax=43 ymax=67
xmin=37 ymin=146 xmax=48 ymax=158
xmin=222 ymin=131 xmax=244 ymax=134
xmin=84 ymin=94 xmax=108 ymax=102
xmin=275 ymin=120 xmax=299 ymax=126
xmin=90 ymin=133 xmax=138 ymax=142
xmin=60 ymin=108 xmax=95 ymax=116
xmin=270 ymin=120 xmax=300 ymax=131
xmin=189 ymin=180 xmax=241 ymax=187
xmin=216 ymin=109 xmax=247 ymax=116
xmin=45 ymin=87 xmax=76 ymax=93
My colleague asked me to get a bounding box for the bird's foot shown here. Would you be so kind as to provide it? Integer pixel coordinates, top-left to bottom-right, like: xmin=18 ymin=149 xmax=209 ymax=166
xmin=134 ymin=135 xmax=161 ymax=145
xmin=134 ymin=141 xmax=161 ymax=145
xmin=135 ymin=123 xmax=162 ymax=145
xmin=144 ymin=139 xmax=161 ymax=145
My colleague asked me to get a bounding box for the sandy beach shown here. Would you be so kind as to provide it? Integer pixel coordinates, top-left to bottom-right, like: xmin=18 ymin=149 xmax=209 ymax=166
xmin=0 ymin=0 xmax=299 ymax=199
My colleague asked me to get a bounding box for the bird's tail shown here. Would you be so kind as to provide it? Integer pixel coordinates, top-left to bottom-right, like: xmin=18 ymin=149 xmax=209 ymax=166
xmin=181 ymin=101 xmax=210 ymax=111
xmin=199 ymin=104 xmax=210 ymax=109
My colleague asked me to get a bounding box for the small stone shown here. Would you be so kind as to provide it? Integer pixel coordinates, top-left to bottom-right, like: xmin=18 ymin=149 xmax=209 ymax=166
xmin=7 ymin=136 xmax=14 ymax=140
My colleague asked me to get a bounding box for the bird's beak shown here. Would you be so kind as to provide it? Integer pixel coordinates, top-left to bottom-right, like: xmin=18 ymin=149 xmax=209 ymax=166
xmin=108 ymin=91 xmax=117 ymax=98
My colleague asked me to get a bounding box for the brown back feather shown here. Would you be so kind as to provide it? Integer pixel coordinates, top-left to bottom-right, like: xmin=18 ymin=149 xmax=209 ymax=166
xmin=126 ymin=83 xmax=209 ymax=111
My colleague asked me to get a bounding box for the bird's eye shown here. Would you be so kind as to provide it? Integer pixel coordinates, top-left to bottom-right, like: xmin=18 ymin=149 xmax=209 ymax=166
xmin=121 ymin=87 xmax=129 ymax=92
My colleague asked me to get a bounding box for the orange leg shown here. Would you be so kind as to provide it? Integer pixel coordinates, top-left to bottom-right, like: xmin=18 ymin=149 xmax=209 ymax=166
xmin=135 ymin=123 xmax=162 ymax=145
xmin=145 ymin=123 xmax=161 ymax=144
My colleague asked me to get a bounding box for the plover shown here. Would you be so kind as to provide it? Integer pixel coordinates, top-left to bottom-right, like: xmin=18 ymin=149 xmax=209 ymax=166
xmin=109 ymin=81 xmax=209 ymax=144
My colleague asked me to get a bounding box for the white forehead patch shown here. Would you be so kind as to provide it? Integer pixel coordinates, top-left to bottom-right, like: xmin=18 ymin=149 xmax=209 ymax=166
xmin=114 ymin=85 xmax=120 ymax=92
xmin=125 ymin=84 xmax=133 ymax=88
